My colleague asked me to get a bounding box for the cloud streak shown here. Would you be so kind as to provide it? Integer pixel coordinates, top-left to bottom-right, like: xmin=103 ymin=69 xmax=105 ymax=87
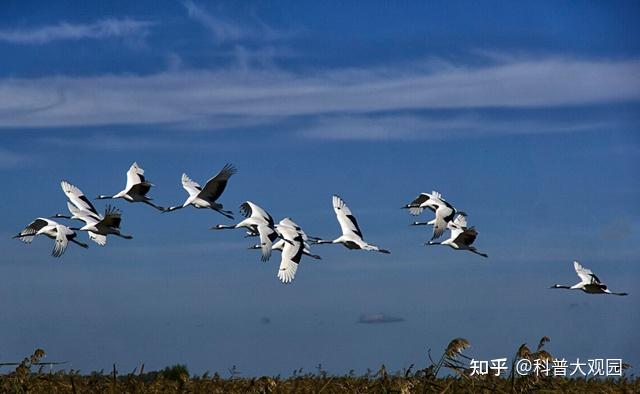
xmin=0 ymin=18 xmax=154 ymax=45
xmin=300 ymin=113 xmax=620 ymax=140
xmin=183 ymin=1 xmax=283 ymax=43
xmin=0 ymin=57 xmax=638 ymax=131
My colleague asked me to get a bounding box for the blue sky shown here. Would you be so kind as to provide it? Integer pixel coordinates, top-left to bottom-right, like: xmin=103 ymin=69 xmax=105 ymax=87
xmin=0 ymin=1 xmax=639 ymax=376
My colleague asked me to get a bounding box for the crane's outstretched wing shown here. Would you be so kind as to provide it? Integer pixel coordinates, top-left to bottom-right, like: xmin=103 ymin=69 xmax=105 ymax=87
xmin=61 ymin=180 xmax=100 ymax=217
xmin=240 ymin=201 xmax=274 ymax=226
xmin=199 ymin=163 xmax=237 ymax=202
xmin=89 ymin=232 xmax=107 ymax=246
xmin=455 ymin=227 xmax=478 ymax=247
xmin=278 ymin=233 xmax=304 ymax=284
xmin=574 ymin=261 xmax=601 ymax=284
xmin=279 ymin=217 xmax=300 ymax=230
xmin=14 ymin=218 xmax=51 ymax=243
xmin=279 ymin=217 xmax=310 ymax=241
xmin=430 ymin=199 xmax=456 ymax=240
xmin=181 ymin=173 xmax=202 ymax=197
xmin=67 ymin=201 xmax=101 ymax=224
xmin=52 ymin=225 xmax=73 ymax=257
xmin=452 ymin=213 xmax=467 ymax=228
xmin=406 ymin=193 xmax=432 ymax=216
xmin=100 ymin=205 xmax=122 ymax=229
xmin=431 ymin=216 xmax=447 ymax=240
xmin=125 ymin=162 xmax=145 ymax=190
xmin=258 ymin=224 xmax=278 ymax=262
xmin=333 ymin=195 xmax=363 ymax=239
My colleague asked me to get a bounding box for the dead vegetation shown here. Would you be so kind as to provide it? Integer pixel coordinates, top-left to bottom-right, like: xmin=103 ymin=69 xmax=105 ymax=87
xmin=0 ymin=337 xmax=636 ymax=393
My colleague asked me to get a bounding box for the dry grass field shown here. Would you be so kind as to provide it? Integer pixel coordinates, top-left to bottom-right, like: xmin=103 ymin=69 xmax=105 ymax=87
xmin=1 ymin=337 xmax=637 ymax=393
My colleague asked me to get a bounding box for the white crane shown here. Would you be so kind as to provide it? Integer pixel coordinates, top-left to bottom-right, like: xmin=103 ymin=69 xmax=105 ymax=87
xmin=165 ymin=163 xmax=236 ymax=218
xmin=314 ymin=195 xmax=390 ymax=253
xmin=405 ymin=191 xmax=464 ymax=241
xmin=13 ymin=218 xmax=88 ymax=257
xmin=403 ymin=192 xmax=442 ymax=216
xmin=55 ymin=181 xmax=107 ymax=245
xmin=212 ymin=201 xmax=277 ymax=261
xmin=96 ymin=162 xmax=164 ymax=211
xmin=274 ymin=224 xmax=306 ymax=284
xmin=55 ymin=181 xmax=132 ymax=244
xmin=249 ymin=218 xmax=322 ymax=260
xmin=70 ymin=205 xmax=133 ymax=242
xmin=551 ymin=261 xmax=628 ymax=296
xmin=426 ymin=214 xmax=488 ymax=257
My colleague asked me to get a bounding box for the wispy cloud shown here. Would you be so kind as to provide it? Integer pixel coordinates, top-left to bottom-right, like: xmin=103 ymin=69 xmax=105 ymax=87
xmin=300 ymin=113 xmax=619 ymax=140
xmin=183 ymin=1 xmax=283 ymax=44
xmin=0 ymin=18 xmax=154 ymax=45
xmin=0 ymin=57 xmax=638 ymax=132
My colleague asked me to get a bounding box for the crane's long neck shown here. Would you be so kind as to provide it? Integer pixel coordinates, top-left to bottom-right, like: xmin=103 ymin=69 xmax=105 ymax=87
xmin=550 ymin=284 xmax=572 ymax=289
xmin=96 ymin=195 xmax=114 ymax=200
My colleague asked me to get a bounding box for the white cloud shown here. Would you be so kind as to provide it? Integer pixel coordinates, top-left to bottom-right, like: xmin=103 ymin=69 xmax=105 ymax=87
xmin=0 ymin=18 xmax=154 ymax=45
xmin=300 ymin=113 xmax=617 ymax=140
xmin=0 ymin=57 xmax=638 ymax=130
xmin=183 ymin=1 xmax=283 ymax=43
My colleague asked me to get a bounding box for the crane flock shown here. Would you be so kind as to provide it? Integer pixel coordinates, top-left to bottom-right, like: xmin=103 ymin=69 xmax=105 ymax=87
xmin=12 ymin=162 xmax=629 ymax=293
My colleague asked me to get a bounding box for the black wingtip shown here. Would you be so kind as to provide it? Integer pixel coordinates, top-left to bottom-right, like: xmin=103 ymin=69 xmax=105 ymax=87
xmin=223 ymin=163 xmax=238 ymax=176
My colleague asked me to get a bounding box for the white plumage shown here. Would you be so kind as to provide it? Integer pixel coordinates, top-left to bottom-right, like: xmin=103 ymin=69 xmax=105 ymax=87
xmin=550 ymin=261 xmax=628 ymax=296
xmin=314 ymin=195 xmax=390 ymax=254
xmin=96 ymin=162 xmax=164 ymax=211
xmin=426 ymin=213 xmax=488 ymax=257
xmin=406 ymin=191 xmax=464 ymax=241
xmin=13 ymin=218 xmax=88 ymax=257
xmin=212 ymin=201 xmax=277 ymax=261
xmin=165 ymin=163 xmax=237 ymax=218
xmin=56 ymin=181 xmax=133 ymax=244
